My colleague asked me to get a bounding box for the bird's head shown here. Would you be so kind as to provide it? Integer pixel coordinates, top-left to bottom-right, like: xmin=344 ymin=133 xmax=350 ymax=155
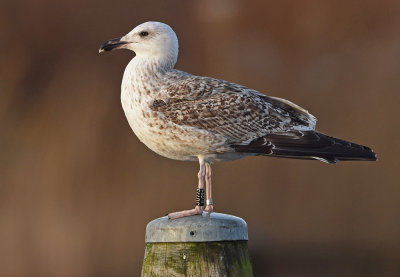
xmin=99 ymin=21 xmax=178 ymax=64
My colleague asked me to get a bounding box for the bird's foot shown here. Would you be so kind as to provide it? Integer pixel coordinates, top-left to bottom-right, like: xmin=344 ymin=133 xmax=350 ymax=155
xmin=204 ymin=204 xmax=214 ymax=214
xmin=168 ymin=206 xmax=203 ymax=220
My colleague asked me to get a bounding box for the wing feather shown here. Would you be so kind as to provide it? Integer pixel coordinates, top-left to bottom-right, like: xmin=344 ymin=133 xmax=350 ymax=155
xmin=152 ymin=75 xmax=316 ymax=143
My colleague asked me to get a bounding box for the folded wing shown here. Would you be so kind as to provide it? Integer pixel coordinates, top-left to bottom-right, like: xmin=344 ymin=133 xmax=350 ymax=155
xmin=152 ymin=75 xmax=316 ymax=144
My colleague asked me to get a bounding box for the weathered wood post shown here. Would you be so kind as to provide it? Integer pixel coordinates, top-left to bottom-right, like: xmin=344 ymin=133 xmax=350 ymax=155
xmin=141 ymin=213 xmax=253 ymax=276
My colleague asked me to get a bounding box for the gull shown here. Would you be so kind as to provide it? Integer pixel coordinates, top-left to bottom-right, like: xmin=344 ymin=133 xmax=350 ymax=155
xmin=99 ymin=21 xmax=377 ymax=219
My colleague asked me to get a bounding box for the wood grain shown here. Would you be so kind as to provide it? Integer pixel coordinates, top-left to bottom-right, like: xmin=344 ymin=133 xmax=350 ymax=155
xmin=141 ymin=241 xmax=253 ymax=277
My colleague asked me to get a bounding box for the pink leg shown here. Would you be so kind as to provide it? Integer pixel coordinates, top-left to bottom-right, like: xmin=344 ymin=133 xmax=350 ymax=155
xmin=204 ymin=163 xmax=214 ymax=213
xmin=168 ymin=160 xmax=205 ymax=219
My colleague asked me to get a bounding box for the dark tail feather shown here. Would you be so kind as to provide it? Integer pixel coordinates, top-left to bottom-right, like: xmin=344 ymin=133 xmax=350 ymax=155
xmin=232 ymin=131 xmax=377 ymax=164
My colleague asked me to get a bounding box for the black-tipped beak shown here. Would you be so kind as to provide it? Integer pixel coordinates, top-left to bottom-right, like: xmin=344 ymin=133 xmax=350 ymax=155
xmin=99 ymin=37 xmax=128 ymax=53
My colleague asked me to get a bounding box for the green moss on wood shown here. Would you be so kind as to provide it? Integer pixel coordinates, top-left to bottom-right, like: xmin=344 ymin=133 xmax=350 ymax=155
xmin=141 ymin=241 xmax=253 ymax=277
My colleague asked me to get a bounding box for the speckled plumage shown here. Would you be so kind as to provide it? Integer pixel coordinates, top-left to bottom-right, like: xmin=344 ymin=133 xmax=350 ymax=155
xmin=118 ymin=30 xmax=318 ymax=162
xmin=126 ymin=70 xmax=319 ymax=162
xmin=98 ymin=20 xmax=377 ymax=166
xmin=100 ymin=21 xmax=376 ymax=219
xmin=98 ymin=21 xmax=377 ymax=166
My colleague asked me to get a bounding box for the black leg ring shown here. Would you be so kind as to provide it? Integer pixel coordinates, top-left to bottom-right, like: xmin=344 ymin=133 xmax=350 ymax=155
xmin=196 ymin=188 xmax=205 ymax=206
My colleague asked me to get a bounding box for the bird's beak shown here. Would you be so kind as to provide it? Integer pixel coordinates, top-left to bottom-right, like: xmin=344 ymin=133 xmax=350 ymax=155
xmin=99 ymin=37 xmax=128 ymax=53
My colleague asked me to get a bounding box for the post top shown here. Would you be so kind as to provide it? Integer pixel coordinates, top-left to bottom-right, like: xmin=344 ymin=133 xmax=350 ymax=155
xmin=145 ymin=212 xmax=248 ymax=243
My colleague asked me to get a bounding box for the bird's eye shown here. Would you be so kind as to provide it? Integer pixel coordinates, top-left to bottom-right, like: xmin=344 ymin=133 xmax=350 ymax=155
xmin=139 ymin=31 xmax=149 ymax=37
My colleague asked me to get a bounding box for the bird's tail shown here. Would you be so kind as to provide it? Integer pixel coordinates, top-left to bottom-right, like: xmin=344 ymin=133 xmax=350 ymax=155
xmin=232 ymin=131 xmax=377 ymax=164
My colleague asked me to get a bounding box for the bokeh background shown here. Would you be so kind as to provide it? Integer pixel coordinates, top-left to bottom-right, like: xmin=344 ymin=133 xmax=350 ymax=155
xmin=1 ymin=0 xmax=400 ymax=276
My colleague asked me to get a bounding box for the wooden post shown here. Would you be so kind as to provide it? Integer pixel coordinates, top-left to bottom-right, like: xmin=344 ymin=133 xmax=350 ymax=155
xmin=141 ymin=213 xmax=253 ymax=276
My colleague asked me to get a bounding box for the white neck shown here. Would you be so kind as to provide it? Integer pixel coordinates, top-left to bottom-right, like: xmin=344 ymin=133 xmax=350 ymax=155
xmin=128 ymin=55 xmax=176 ymax=77
xmin=121 ymin=55 xmax=174 ymax=104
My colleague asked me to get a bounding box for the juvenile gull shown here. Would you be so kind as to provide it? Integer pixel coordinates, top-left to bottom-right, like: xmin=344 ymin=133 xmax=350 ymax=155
xmin=99 ymin=22 xmax=377 ymax=219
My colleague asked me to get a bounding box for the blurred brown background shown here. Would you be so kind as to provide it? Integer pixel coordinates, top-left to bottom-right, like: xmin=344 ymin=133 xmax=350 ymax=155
xmin=1 ymin=0 xmax=399 ymax=276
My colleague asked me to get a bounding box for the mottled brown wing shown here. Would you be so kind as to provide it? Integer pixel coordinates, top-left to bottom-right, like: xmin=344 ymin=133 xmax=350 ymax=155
xmin=152 ymin=76 xmax=316 ymax=143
